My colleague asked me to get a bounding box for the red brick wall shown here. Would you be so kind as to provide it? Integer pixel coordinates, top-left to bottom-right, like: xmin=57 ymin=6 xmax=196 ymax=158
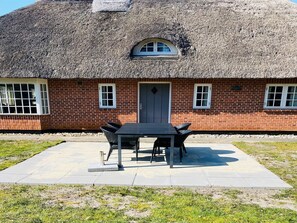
xmin=0 ymin=115 xmax=43 ymax=131
xmin=1 ymin=78 xmax=297 ymax=131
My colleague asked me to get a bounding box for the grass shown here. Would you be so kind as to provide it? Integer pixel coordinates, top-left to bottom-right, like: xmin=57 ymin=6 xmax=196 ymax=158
xmin=0 ymin=185 xmax=296 ymax=223
xmin=0 ymin=140 xmax=63 ymax=171
xmin=0 ymin=140 xmax=297 ymax=222
xmin=234 ymin=141 xmax=297 ymax=203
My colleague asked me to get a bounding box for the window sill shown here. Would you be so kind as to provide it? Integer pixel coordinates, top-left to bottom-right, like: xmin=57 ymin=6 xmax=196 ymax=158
xmin=131 ymin=55 xmax=179 ymax=60
xmin=99 ymin=107 xmax=116 ymax=109
xmin=193 ymin=107 xmax=211 ymax=110
xmin=264 ymin=107 xmax=297 ymax=110
xmin=0 ymin=114 xmax=50 ymax=116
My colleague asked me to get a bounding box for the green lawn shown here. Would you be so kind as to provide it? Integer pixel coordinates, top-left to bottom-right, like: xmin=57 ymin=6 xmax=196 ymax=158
xmin=0 ymin=140 xmax=296 ymax=222
xmin=0 ymin=140 xmax=62 ymax=171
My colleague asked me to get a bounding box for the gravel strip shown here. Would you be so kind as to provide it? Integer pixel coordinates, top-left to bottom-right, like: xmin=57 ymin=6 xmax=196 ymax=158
xmin=0 ymin=132 xmax=296 ymax=143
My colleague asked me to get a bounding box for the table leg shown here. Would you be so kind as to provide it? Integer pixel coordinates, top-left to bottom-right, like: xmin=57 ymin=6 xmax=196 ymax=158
xmin=170 ymin=135 xmax=174 ymax=168
xmin=118 ymin=135 xmax=123 ymax=168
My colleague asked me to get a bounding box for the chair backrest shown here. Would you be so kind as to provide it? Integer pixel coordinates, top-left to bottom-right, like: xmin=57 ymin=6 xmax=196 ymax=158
xmin=100 ymin=126 xmax=118 ymax=144
xmin=107 ymin=122 xmax=122 ymax=130
xmin=174 ymin=130 xmax=192 ymax=147
xmin=175 ymin=123 xmax=191 ymax=131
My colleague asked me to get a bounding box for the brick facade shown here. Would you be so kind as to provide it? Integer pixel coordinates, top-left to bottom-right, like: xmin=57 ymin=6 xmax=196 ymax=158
xmin=1 ymin=78 xmax=297 ymax=132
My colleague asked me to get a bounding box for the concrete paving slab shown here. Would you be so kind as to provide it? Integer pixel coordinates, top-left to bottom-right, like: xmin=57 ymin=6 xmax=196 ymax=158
xmin=94 ymin=172 xmax=136 ymax=186
xmin=133 ymin=175 xmax=171 ymax=187
xmin=0 ymin=173 xmax=29 ymax=183
xmin=58 ymin=176 xmax=97 ymax=185
xmin=208 ymin=177 xmax=249 ymax=188
xmin=244 ymin=177 xmax=292 ymax=189
xmin=0 ymin=142 xmax=292 ymax=188
xmin=171 ymin=175 xmax=210 ymax=187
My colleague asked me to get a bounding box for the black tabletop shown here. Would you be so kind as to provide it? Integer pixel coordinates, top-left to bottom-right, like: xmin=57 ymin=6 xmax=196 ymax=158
xmin=115 ymin=123 xmax=177 ymax=136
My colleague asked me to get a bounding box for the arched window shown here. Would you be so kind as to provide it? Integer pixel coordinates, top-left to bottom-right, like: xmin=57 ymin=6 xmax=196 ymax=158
xmin=132 ymin=38 xmax=178 ymax=57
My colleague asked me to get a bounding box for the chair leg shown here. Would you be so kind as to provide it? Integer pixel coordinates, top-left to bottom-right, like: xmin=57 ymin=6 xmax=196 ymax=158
xmin=135 ymin=140 xmax=140 ymax=161
xmin=179 ymin=146 xmax=183 ymax=163
xmin=182 ymin=144 xmax=187 ymax=153
xmin=106 ymin=146 xmax=113 ymax=161
xmin=150 ymin=146 xmax=156 ymax=163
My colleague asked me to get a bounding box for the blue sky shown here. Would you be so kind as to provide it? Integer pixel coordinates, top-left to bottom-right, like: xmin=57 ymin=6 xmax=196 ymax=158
xmin=0 ymin=0 xmax=35 ymax=16
xmin=0 ymin=0 xmax=297 ymax=16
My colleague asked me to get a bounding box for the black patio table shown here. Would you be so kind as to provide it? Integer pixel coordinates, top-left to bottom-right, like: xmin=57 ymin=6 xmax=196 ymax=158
xmin=115 ymin=123 xmax=178 ymax=168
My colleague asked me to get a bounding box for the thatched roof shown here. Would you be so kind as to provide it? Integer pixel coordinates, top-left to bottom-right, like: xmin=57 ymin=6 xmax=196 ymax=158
xmin=0 ymin=0 xmax=297 ymax=79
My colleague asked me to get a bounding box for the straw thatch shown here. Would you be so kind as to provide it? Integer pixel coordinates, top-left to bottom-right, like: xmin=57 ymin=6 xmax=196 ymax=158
xmin=0 ymin=0 xmax=297 ymax=79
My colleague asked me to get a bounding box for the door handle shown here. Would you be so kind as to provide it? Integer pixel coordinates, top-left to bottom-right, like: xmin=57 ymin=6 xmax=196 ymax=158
xmin=139 ymin=103 xmax=142 ymax=110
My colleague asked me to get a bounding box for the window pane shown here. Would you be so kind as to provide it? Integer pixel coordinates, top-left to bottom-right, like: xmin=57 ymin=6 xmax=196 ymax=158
xmin=21 ymin=84 xmax=28 ymax=91
xmin=15 ymin=92 xmax=21 ymax=98
xmin=267 ymin=100 xmax=274 ymax=107
xmin=24 ymin=107 xmax=30 ymax=113
xmin=274 ymin=100 xmax=281 ymax=106
xmin=287 ymin=94 xmax=294 ymax=100
xmin=147 ymin=47 xmax=154 ymax=52
xmin=14 ymin=84 xmax=20 ymax=90
xmin=102 ymin=100 xmax=107 ymax=106
xmin=203 ymin=93 xmax=208 ymax=100
xmin=268 ymin=86 xmax=275 ymax=93
xmin=102 ymin=86 xmax=107 ymax=92
xmin=108 ymin=86 xmax=113 ymax=92
xmin=17 ymin=107 xmax=23 ymax=113
xmin=276 ymin=86 xmax=283 ymax=92
xmin=31 ymin=107 xmax=37 ymax=114
xmin=2 ymin=107 xmax=8 ymax=113
xmin=288 ymin=86 xmax=295 ymax=93
xmin=140 ymin=42 xmax=154 ymax=52
xmin=22 ymin=92 xmax=28 ymax=99
xmin=197 ymin=86 xmax=202 ymax=92
xmin=196 ymin=93 xmax=202 ymax=100
xmin=108 ymin=100 xmax=113 ymax=106
xmin=286 ymin=101 xmax=293 ymax=107
xmin=29 ymin=84 xmax=34 ymax=91
xmin=30 ymin=100 xmax=36 ymax=106
xmin=102 ymin=93 xmax=107 ymax=100
xmin=196 ymin=100 xmax=202 ymax=106
xmin=9 ymin=107 xmax=16 ymax=113
xmin=23 ymin=100 xmax=29 ymax=106
xmin=16 ymin=99 xmax=22 ymax=106
xmin=157 ymin=42 xmax=171 ymax=52
xmin=202 ymin=100 xmax=208 ymax=106
xmin=268 ymin=93 xmax=274 ymax=100
xmin=275 ymin=93 xmax=282 ymax=100
xmin=108 ymin=93 xmax=113 ymax=100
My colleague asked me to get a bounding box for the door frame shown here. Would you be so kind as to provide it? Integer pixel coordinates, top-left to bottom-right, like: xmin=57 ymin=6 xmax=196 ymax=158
xmin=137 ymin=81 xmax=172 ymax=123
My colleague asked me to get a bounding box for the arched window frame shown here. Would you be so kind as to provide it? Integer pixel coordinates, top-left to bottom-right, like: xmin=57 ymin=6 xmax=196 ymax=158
xmin=132 ymin=38 xmax=178 ymax=57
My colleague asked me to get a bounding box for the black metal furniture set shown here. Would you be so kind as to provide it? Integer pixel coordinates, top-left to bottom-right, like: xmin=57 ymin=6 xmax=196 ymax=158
xmin=100 ymin=122 xmax=192 ymax=168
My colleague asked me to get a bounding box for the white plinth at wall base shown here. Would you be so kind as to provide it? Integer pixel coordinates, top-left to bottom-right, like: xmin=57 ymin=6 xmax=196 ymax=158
xmin=88 ymin=162 xmax=119 ymax=172
xmin=88 ymin=151 xmax=118 ymax=171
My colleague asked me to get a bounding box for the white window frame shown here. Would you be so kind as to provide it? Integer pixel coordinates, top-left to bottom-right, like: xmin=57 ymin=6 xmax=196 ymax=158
xmin=98 ymin=83 xmax=116 ymax=109
xmin=193 ymin=84 xmax=212 ymax=109
xmin=132 ymin=38 xmax=178 ymax=57
xmin=0 ymin=78 xmax=50 ymax=115
xmin=264 ymin=84 xmax=297 ymax=109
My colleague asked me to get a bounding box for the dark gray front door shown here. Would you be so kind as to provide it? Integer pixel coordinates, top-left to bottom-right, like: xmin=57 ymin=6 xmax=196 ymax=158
xmin=139 ymin=83 xmax=170 ymax=123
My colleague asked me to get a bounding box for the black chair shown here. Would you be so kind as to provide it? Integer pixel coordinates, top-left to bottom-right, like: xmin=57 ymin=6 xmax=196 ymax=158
xmin=100 ymin=126 xmax=139 ymax=161
xmin=151 ymin=130 xmax=192 ymax=163
xmin=107 ymin=122 xmax=122 ymax=130
xmin=174 ymin=123 xmax=191 ymax=153
xmin=174 ymin=123 xmax=191 ymax=132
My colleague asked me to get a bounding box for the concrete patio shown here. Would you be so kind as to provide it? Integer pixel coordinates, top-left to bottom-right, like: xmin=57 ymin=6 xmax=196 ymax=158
xmin=0 ymin=141 xmax=292 ymax=188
